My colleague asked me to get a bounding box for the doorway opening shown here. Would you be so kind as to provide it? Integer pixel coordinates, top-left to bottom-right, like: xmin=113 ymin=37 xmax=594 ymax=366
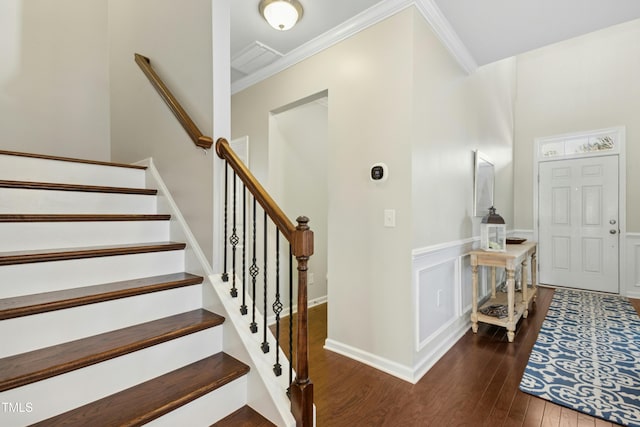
xmin=268 ymin=90 xmax=329 ymax=308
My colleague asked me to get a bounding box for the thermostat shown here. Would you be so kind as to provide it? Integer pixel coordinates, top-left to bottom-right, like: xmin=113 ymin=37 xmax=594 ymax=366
xmin=370 ymin=163 xmax=388 ymax=182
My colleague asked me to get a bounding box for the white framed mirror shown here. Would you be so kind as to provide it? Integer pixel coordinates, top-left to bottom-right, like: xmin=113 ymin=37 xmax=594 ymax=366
xmin=474 ymin=150 xmax=494 ymax=216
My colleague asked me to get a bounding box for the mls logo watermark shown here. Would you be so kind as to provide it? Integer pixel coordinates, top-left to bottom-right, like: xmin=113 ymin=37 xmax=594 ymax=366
xmin=2 ymin=402 xmax=33 ymax=413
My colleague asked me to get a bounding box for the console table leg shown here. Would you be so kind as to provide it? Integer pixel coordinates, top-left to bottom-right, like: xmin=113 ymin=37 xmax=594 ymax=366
xmin=491 ymin=267 xmax=496 ymax=299
xmin=471 ymin=264 xmax=479 ymax=334
xmin=522 ymin=258 xmax=529 ymax=318
xmin=507 ymin=267 xmax=515 ymax=342
xmin=531 ymin=251 xmax=538 ymax=303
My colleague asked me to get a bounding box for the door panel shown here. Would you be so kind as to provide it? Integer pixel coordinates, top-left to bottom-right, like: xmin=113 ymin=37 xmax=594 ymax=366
xmin=539 ymin=156 xmax=618 ymax=293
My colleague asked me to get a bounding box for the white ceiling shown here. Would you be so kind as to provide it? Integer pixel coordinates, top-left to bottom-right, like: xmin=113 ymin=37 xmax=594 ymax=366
xmin=433 ymin=0 xmax=640 ymax=66
xmin=231 ymin=0 xmax=640 ymax=89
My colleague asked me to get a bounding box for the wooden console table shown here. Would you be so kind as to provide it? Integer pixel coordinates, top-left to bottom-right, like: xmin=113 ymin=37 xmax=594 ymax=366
xmin=469 ymin=242 xmax=537 ymax=342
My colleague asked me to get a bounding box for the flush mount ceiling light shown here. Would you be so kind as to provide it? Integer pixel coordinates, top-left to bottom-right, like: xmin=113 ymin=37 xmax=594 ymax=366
xmin=259 ymin=0 xmax=303 ymax=31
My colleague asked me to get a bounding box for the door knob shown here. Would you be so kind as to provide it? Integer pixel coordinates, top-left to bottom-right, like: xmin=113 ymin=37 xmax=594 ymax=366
xmin=610 ymin=229 xmax=617 ymax=234
xmin=610 ymin=219 xmax=617 ymax=225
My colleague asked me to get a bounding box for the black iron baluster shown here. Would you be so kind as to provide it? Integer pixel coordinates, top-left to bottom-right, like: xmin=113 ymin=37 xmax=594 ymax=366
xmin=261 ymin=211 xmax=270 ymax=354
xmin=249 ymin=197 xmax=259 ymax=333
xmin=240 ymin=185 xmax=248 ymax=315
xmin=288 ymin=244 xmax=293 ymax=395
xmin=230 ymin=172 xmax=239 ymax=297
xmin=272 ymin=230 xmax=283 ymax=376
xmin=222 ymin=162 xmax=229 ymax=282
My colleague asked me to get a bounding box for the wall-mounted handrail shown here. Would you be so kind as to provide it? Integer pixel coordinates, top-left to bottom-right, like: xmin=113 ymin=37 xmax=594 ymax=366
xmin=134 ymin=53 xmax=213 ymax=150
xmin=216 ymin=137 xmax=314 ymax=426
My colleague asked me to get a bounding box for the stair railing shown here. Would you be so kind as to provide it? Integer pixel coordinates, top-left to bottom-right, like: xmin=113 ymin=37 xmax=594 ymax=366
xmin=134 ymin=54 xmax=213 ymax=150
xmin=134 ymin=53 xmax=313 ymax=426
xmin=216 ymin=137 xmax=314 ymax=426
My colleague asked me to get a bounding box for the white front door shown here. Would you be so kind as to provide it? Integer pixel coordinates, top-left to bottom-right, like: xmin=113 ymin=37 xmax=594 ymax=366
xmin=538 ymin=155 xmax=619 ymax=293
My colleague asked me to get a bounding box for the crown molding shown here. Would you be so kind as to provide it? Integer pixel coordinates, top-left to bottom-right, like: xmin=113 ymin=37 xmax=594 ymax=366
xmin=231 ymin=0 xmax=478 ymax=94
xmin=414 ymin=0 xmax=478 ymax=74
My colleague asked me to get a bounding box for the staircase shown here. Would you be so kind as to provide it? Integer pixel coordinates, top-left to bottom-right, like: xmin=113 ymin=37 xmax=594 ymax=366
xmin=0 ymin=150 xmax=275 ymax=426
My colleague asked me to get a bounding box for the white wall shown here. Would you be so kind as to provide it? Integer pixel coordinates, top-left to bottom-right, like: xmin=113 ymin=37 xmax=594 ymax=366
xmin=410 ymin=12 xmax=516 ymax=377
xmin=0 ymin=0 xmax=110 ymax=160
xmin=108 ymin=0 xmax=215 ymax=264
xmin=233 ymin=8 xmax=416 ymax=368
xmin=232 ymin=6 xmax=518 ymax=381
xmin=411 ymin=13 xmax=516 ymax=249
xmin=514 ymin=18 xmax=640 ymax=233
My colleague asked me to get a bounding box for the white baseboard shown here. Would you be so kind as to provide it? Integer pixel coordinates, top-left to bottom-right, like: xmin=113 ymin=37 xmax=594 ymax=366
xmin=412 ymin=316 xmax=470 ymax=382
xmin=323 ymin=339 xmax=415 ymax=383
xmin=324 ymin=311 xmax=470 ymax=384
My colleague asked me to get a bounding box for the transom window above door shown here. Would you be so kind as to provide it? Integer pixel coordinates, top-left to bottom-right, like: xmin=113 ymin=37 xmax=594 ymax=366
xmin=538 ymin=129 xmax=620 ymax=160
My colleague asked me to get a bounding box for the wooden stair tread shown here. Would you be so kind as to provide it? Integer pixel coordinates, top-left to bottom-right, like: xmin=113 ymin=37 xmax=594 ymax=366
xmin=0 ymin=241 xmax=186 ymax=266
xmin=212 ymin=406 xmax=276 ymax=427
xmin=0 ymin=309 xmax=225 ymax=392
xmin=0 ymin=179 xmax=157 ymax=195
xmin=32 ymin=353 xmax=249 ymax=427
xmin=0 ymin=214 xmax=170 ymax=222
xmin=0 ymin=273 xmax=203 ymax=320
xmin=0 ymin=149 xmax=147 ymax=170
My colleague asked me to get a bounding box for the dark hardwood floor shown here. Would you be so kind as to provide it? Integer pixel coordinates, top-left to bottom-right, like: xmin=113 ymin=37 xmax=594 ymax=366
xmin=279 ymin=286 xmax=639 ymax=426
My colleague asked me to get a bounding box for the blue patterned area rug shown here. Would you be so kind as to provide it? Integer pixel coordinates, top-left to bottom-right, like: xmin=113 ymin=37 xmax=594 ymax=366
xmin=520 ymin=289 xmax=640 ymax=426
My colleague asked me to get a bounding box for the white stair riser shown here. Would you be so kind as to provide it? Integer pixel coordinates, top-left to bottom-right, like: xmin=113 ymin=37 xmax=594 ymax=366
xmin=0 ymin=221 xmax=170 ymax=252
xmin=0 ymin=251 xmax=185 ymax=299
xmin=0 ymin=189 xmax=157 ymax=214
xmin=0 ymin=155 xmax=146 ymax=188
xmin=0 ymin=328 xmax=223 ymax=426
xmin=0 ymin=285 xmax=203 ymax=358
xmin=149 ymin=377 xmax=248 ymax=427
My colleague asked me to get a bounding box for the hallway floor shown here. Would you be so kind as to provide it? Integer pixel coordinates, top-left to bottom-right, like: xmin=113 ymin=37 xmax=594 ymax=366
xmin=298 ymin=286 xmax=638 ymax=426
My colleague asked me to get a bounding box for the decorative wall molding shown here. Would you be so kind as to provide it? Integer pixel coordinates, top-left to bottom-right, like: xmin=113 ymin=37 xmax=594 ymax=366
xmin=231 ymin=0 xmax=476 ymax=94
xmin=412 ymin=239 xmax=475 ymax=341
xmin=413 ymin=0 xmax=478 ymax=74
xmin=411 ymin=237 xmax=478 ymax=382
xmin=415 ymin=258 xmax=460 ymax=350
xmin=626 ymin=233 xmax=640 ymax=298
xmin=412 ymin=236 xmax=477 ymax=258
xmin=323 ymin=237 xmax=480 ymax=384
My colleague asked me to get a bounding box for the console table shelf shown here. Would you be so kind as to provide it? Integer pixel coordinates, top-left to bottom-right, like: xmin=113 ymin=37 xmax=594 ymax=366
xmin=469 ymin=242 xmax=537 ymax=342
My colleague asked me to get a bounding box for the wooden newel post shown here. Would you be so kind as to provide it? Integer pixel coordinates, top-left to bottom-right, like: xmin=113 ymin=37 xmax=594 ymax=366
xmin=290 ymin=216 xmax=314 ymax=426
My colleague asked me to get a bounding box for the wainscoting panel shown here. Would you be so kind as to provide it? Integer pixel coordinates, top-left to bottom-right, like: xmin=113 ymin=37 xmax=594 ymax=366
xmin=411 ymin=237 xmax=477 ymax=382
xmin=460 ymin=254 xmax=473 ymax=314
xmin=626 ymin=233 xmax=640 ymax=298
xmin=416 ymin=259 xmax=459 ymax=350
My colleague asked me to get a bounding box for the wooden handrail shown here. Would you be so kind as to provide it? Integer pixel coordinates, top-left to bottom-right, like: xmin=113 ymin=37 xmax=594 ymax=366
xmin=133 ymin=52 xmax=312 ymax=423
xmin=134 ymin=53 xmax=213 ymax=150
xmin=216 ymin=137 xmax=314 ymax=426
xmin=216 ymin=138 xmax=296 ymax=242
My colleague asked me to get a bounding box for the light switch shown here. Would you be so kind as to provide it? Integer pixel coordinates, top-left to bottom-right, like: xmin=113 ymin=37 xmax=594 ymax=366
xmin=384 ymin=209 xmax=396 ymax=227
